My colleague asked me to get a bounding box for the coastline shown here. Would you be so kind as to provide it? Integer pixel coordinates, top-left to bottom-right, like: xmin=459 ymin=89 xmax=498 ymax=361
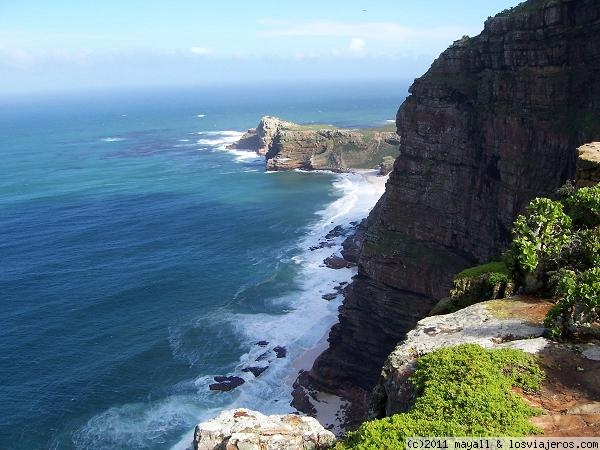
xmin=170 ymin=142 xmax=389 ymax=448
xmin=287 ymin=168 xmax=388 ymax=434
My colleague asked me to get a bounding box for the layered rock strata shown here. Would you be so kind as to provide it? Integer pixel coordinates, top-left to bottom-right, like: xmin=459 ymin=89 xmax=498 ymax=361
xmin=306 ymin=0 xmax=600 ymax=418
xmin=229 ymin=116 xmax=399 ymax=171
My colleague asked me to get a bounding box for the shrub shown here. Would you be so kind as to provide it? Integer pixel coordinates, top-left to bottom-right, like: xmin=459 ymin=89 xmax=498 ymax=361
xmin=335 ymin=345 xmax=544 ymax=450
xmin=511 ymin=198 xmax=572 ymax=274
xmin=562 ymin=185 xmax=600 ymax=228
xmin=544 ymin=267 xmax=600 ymax=338
xmin=559 ymin=226 xmax=600 ymax=271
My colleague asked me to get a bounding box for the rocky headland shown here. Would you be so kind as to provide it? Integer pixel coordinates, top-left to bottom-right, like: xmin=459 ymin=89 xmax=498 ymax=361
xmin=228 ymin=116 xmax=400 ymax=172
xmin=192 ymin=0 xmax=600 ymax=447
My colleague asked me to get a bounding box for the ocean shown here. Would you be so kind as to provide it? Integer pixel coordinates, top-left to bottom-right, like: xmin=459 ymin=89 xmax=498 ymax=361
xmin=0 ymin=81 xmax=408 ymax=449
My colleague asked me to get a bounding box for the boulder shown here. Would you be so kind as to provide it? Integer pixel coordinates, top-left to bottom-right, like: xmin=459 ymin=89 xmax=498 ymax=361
xmin=193 ymin=409 xmax=336 ymax=450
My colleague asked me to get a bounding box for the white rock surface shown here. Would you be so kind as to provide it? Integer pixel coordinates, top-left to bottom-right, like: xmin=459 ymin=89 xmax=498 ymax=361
xmin=193 ymin=408 xmax=336 ymax=450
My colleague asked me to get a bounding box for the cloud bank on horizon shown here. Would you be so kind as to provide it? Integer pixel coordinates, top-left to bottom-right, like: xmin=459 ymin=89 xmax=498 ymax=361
xmin=0 ymin=0 xmax=519 ymax=94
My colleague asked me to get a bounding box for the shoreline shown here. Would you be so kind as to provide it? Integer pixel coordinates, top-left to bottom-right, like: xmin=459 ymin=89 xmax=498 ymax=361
xmin=172 ymin=163 xmax=389 ymax=449
xmin=287 ymin=168 xmax=388 ymax=434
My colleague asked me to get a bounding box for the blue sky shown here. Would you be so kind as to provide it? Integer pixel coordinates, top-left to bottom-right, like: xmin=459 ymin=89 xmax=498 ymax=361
xmin=0 ymin=1 xmax=519 ymax=94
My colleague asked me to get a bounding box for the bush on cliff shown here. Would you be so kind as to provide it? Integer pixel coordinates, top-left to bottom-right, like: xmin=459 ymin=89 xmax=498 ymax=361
xmin=544 ymin=267 xmax=600 ymax=338
xmin=507 ymin=183 xmax=600 ymax=337
xmin=335 ymin=344 xmax=544 ymax=450
xmin=509 ymin=197 xmax=572 ymax=291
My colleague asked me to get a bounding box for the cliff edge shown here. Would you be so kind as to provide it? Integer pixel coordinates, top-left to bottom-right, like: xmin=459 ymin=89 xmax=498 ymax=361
xmin=306 ymin=0 xmax=600 ymax=417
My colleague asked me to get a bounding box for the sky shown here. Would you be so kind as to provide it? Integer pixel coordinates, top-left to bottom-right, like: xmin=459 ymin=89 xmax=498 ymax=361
xmin=0 ymin=0 xmax=520 ymax=95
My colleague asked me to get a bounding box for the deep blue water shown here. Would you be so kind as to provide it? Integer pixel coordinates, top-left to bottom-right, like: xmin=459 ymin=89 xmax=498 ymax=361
xmin=0 ymin=81 xmax=407 ymax=449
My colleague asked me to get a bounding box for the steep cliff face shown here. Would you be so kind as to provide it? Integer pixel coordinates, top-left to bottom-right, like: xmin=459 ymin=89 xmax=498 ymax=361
xmin=307 ymin=0 xmax=600 ymax=411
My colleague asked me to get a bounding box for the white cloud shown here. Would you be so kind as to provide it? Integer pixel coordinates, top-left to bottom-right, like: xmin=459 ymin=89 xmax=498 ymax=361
xmin=0 ymin=44 xmax=35 ymax=69
xmin=190 ymin=47 xmax=211 ymax=56
xmin=348 ymin=38 xmax=365 ymax=53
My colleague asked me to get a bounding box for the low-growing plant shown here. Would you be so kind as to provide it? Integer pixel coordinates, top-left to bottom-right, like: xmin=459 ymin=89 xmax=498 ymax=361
xmin=335 ymin=345 xmax=544 ymax=450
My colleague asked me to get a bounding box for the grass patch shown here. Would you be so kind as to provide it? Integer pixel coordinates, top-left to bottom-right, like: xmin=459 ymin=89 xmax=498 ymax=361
xmin=335 ymin=344 xmax=544 ymax=450
xmin=455 ymin=261 xmax=508 ymax=280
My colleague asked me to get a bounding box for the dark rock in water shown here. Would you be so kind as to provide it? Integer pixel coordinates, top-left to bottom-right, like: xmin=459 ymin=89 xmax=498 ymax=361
xmin=323 ymin=255 xmax=354 ymax=269
xmin=309 ymin=241 xmax=336 ymax=251
xmin=209 ymin=376 xmax=245 ymax=392
xmin=322 ymin=293 xmax=338 ymax=301
xmin=273 ymin=346 xmax=287 ymax=358
xmin=334 ymin=282 xmax=348 ymax=292
xmin=242 ymin=366 xmax=268 ymax=377
xmin=291 ymin=371 xmax=317 ymax=416
xmin=256 ymin=351 xmax=270 ymax=362
xmin=325 ymin=225 xmax=345 ymax=240
xmin=256 ymin=340 xmax=269 ymax=347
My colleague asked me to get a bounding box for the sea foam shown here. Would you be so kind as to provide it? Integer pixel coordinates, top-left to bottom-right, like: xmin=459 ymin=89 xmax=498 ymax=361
xmin=76 ymin=132 xmax=386 ymax=450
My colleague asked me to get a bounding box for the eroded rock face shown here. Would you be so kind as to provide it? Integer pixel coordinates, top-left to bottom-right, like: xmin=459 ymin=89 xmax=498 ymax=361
xmin=228 ymin=116 xmax=295 ymax=155
xmin=193 ymin=409 xmax=336 ymax=450
xmin=369 ymin=295 xmax=600 ymax=436
xmin=576 ymin=142 xmax=600 ymax=187
xmin=265 ymin=128 xmax=398 ymax=172
xmin=307 ymin=0 xmax=600 ymax=417
xmin=229 ymin=116 xmax=399 ymax=171
xmin=370 ymin=296 xmax=551 ymax=417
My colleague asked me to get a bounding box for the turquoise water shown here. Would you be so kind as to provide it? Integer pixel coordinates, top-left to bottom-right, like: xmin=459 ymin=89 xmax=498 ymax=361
xmin=0 ymin=82 xmax=407 ymax=449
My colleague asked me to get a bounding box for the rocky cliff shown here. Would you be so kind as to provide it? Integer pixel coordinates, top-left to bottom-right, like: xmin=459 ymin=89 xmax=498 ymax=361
xmin=576 ymin=142 xmax=600 ymax=187
xmin=306 ymin=0 xmax=600 ymax=416
xmin=370 ymin=296 xmax=600 ymax=435
xmin=193 ymin=409 xmax=336 ymax=450
xmin=229 ymin=116 xmax=400 ymax=171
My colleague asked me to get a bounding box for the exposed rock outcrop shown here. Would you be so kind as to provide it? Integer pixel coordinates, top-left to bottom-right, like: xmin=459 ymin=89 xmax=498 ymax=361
xmin=306 ymin=0 xmax=600 ymax=420
xmin=369 ymin=296 xmax=600 ymax=436
xmin=576 ymin=142 xmax=600 ymax=187
xmin=193 ymin=409 xmax=336 ymax=450
xmin=229 ymin=116 xmax=399 ymax=171
xmin=371 ymin=296 xmax=551 ymax=417
xmin=228 ymin=116 xmax=296 ymax=156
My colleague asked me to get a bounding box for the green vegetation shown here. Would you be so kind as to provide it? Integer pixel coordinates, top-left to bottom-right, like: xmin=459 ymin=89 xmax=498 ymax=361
xmin=455 ymin=261 xmax=508 ymax=279
xmin=446 ymin=261 xmax=515 ymax=314
xmin=544 ymin=267 xmax=600 ymax=338
xmin=335 ymin=345 xmax=544 ymax=450
xmin=507 ymin=183 xmax=600 ymax=337
xmin=511 ymin=198 xmax=572 ymax=274
xmin=439 ymin=182 xmax=599 ymax=337
xmin=430 ymin=261 xmax=514 ymax=315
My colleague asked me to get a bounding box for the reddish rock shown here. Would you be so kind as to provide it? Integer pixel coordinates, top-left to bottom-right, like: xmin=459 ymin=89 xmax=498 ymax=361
xmin=323 ymin=256 xmax=354 ymax=269
xmin=306 ymin=0 xmax=600 ymax=419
